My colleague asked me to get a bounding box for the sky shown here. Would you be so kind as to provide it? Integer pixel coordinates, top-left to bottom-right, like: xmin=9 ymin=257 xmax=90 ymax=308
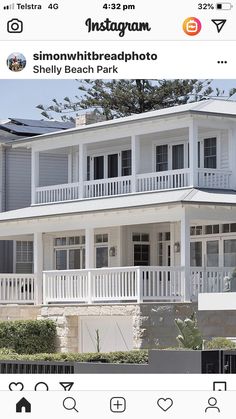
xmin=0 ymin=79 xmax=236 ymax=121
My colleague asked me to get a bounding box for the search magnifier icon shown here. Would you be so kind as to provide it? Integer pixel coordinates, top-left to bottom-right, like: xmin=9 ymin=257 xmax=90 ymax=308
xmin=63 ymin=397 xmax=79 ymax=413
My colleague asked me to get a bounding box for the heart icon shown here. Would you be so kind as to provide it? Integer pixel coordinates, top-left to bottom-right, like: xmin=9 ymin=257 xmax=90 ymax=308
xmin=157 ymin=398 xmax=173 ymax=412
xmin=9 ymin=382 xmax=24 ymax=391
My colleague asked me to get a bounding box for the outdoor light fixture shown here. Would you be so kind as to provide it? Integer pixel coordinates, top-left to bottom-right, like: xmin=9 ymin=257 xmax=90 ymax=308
xmin=174 ymin=242 xmax=180 ymax=253
xmin=109 ymin=246 xmax=116 ymax=257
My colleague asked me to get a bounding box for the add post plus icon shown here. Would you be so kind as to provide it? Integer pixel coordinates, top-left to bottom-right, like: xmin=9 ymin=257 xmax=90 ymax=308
xmin=212 ymin=19 xmax=227 ymax=33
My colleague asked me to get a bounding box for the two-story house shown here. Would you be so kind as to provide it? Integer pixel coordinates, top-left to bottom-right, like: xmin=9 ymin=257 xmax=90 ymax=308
xmin=0 ymin=100 xmax=235 ymax=353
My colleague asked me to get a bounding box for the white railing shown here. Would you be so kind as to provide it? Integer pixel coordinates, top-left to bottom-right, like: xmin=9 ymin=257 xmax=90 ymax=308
xmin=84 ymin=176 xmax=132 ymax=198
xmin=36 ymin=182 xmax=80 ymax=204
xmin=137 ymin=169 xmax=191 ymax=192
xmin=43 ymin=270 xmax=88 ymax=303
xmin=0 ymin=274 xmax=36 ymax=304
xmin=198 ymin=169 xmax=231 ymax=189
xmin=43 ymin=266 xmax=183 ymax=304
xmin=190 ymin=267 xmax=234 ymax=301
xmin=141 ymin=267 xmax=183 ymax=301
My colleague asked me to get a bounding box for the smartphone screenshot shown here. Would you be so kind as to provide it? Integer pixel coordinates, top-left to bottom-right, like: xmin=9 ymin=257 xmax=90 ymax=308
xmin=0 ymin=0 xmax=236 ymax=417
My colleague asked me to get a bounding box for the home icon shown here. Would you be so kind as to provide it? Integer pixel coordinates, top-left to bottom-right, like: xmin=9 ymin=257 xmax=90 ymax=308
xmin=16 ymin=397 xmax=31 ymax=413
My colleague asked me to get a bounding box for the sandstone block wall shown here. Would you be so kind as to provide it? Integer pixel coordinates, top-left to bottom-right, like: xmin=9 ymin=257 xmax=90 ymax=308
xmin=0 ymin=303 xmax=236 ymax=352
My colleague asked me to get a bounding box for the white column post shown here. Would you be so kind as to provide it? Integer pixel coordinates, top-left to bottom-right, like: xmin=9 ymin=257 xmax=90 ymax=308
xmin=79 ymin=143 xmax=86 ymax=199
xmin=68 ymin=149 xmax=73 ymax=183
xmin=131 ymin=135 xmax=140 ymax=193
xmin=85 ymin=228 xmax=94 ymax=304
xmin=229 ymin=128 xmax=236 ymax=190
xmin=34 ymin=232 xmax=43 ymax=305
xmin=136 ymin=267 xmax=143 ymax=303
xmin=180 ymin=208 xmax=191 ymax=302
xmin=31 ymin=150 xmax=39 ymax=205
xmin=189 ymin=119 xmax=199 ymax=187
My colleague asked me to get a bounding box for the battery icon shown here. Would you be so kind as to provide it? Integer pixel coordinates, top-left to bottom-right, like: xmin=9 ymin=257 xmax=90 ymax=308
xmin=216 ymin=2 xmax=233 ymax=9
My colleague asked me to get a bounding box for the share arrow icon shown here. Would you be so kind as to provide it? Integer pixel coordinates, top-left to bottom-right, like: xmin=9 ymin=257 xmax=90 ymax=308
xmin=212 ymin=19 xmax=227 ymax=33
xmin=59 ymin=382 xmax=74 ymax=391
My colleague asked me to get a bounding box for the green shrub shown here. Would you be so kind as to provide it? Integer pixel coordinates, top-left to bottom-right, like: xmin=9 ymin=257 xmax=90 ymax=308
xmin=0 ymin=320 xmax=57 ymax=354
xmin=0 ymin=350 xmax=148 ymax=363
xmin=0 ymin=347 xmax=18 ymax=355
xmin=206 ymin=337 xmax=236 ymax=350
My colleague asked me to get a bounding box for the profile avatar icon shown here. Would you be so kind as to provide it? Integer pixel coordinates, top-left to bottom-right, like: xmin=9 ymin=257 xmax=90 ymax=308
xmin=205 ymin=397 xmax=220 ymax=413
xmin=7 ymin=52 xmax=26 ymax=72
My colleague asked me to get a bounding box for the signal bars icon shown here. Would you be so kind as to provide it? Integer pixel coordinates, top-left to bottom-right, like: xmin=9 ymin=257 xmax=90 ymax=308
xmin=3 ymin=3 xmax=14 ymax=9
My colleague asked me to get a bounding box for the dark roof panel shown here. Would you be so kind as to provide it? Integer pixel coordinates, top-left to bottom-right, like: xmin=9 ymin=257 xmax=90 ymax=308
xmin=9 ymin=118 xmax=74 ymax=129
xmin=0 ymin=124 xmax=66 ymax=135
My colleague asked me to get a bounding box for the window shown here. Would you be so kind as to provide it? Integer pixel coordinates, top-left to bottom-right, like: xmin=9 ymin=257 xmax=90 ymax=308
xmin=96 ymin=247 xmax=108 ymax=268
xmin=94 ymin=156 xmax=104 ymax=180
xmin=157 ymin=232 xmax=171 ymax=266
xmin=122 ymin=150 xmax=132 ymax=176
xmin=54 ymin=236 xmax=85 ymax=270
xmin=95 ymin=234 xmax=108 ymax=243
xmin=222 ymin=223 xmax=236 ymax=233
xmin=54 ymin=236 xmax=85 ymax=246
xmin=190 ymin=242 xmax=202 ymax=267
xmin=156 ymin=145 xmax=168 ymax=172
xmin=198 ymin=141 xmax=201 ymax=168
xmin=205 ymin=225 xmax=220 ymax=235
xmin=95 ymin=234 xmax=109 ymax=268
xmin=224 ymin=239 xmax=236 ymax=267
xmin=108 ymin=154 xmax=118 ymax=178
xmin=16 ymin=241 xmax=33 ymax=273
xmin=134 ymin=244 xmax=150 ymax=266
xmin=204 ymin=137 xmax=217 ymax=169
xmin=206 ymin=241 xmax=219 ymax=267
xmin=87 ymin=156 xmax=90 ymax=181
xmin=172 ymin=144 xmax=184 ymax=170
xmin=190 ymin=226 xmax=203 ymax=236
xmin=132 ymin=233 xmax=149 ymax=242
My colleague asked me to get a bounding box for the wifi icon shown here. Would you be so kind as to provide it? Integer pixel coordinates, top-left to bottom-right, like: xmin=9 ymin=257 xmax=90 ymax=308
xmin=3 ymin=3 xmax=14 ymax=9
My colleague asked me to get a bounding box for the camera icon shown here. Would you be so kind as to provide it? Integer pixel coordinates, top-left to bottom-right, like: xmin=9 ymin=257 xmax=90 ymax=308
xmin=7 ymin=18 xmax=23 ymax=33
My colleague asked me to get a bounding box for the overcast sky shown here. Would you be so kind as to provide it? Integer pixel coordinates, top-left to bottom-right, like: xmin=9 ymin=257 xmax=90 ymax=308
xmin=0 ymin=79 xmax=236 ymax=121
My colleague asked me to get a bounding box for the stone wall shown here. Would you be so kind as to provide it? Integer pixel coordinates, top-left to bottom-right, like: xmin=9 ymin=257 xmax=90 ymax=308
xmin=38 ymin=304 xmax=141 ymax=352
xmin=0 ymin=303 xmax=236 ymax=352
xmin=0 ymin=305 xmax=40 ymax=321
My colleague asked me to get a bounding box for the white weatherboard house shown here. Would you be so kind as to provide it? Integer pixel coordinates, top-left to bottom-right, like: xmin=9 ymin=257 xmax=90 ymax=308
xmin=1 ymin=99 xmax=236 ymax=353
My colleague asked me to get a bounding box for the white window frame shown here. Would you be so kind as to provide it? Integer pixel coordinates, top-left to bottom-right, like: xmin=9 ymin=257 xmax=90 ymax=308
xmin=54 ymin=236 xmax=85 ymax=270
xmin=198 ymin=133 xmax=221 ymax=169
xmin=88 ymin=147 xmax=131 ymax=180
xmin=152 ymin=138 xmax=189 ymax=172
xmin=14 ymin=240 xmax=34 ymax=273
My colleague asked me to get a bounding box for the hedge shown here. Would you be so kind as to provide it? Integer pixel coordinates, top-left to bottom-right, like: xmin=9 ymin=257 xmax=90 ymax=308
xmin=206 ymin=337 xmax=236 ymax=350
xmin=0 ymin=350 xmax=148 ymax=363
xmin=0 ymin=320 xmax=57 ymax=354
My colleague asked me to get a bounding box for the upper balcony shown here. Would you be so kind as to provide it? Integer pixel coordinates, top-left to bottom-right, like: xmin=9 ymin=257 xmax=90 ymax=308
xmin=12 ymin=104 xmax=235 ymax=207
xmin=31 ymin=127 xmax=233 ymax=205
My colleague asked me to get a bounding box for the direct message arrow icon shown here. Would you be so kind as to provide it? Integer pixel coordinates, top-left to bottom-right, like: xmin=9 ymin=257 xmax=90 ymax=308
xmin=212 ymin=19 xmax=227 ymax=33
xmin=59 ymin=382 xmax=74 ymax=391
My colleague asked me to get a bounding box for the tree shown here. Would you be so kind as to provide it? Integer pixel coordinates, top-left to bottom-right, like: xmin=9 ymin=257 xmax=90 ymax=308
xmin=37 ymin=79 xmax=236 ymax=121
xmin=175 ymin=312 xmax=203 ymax=350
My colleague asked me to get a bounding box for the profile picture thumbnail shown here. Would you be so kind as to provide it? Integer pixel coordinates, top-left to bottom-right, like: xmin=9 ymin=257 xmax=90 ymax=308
xmin=7 ymin=52 xmax=26 ymax=72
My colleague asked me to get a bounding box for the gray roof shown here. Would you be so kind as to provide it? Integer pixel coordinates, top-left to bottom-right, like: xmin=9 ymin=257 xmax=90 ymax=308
xmin=0 ymin=188 xmax=235 ymax=223
xmin=10 ymin=99 xmax=236 ymax=147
